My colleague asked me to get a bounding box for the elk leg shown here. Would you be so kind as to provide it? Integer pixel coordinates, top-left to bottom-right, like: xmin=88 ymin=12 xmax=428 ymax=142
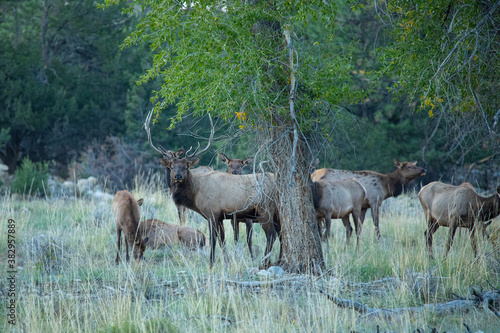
xmin=316 ymin=216 xmax=325 ymax=239
xmin=177 ymin=205 xmax=186 ymax=226
xmin=324 ymin=214 xmax=332 ymax=239
xmin=125 ymin=235 xmax=130 ymax=262
xmin=341 ymin=215 xmax=353 ymax=246
xmin=359 ymin=208 xmax=367 ymax=225
xmin=246 ymin=218 xmax=254 ymax=259
xmin=217 ymin=216 xmax=229 ymax=264
xmin=444 ymin=220 xmax=458 ymax=258
xmin=424 ymin=217 xmax=439 ymax=259
xmin=115 ymin=228 xmax=122 ymax=265
xmin=262 ymin=223 xmax=277 ymax=268
xmin=232 ymin=216 xmax=239 ymax=245
xmin=274 ymin=215 xmax=283 ymax=264
xmin=371 ymin=205 xmax=381 ymax=241
xmin=470 ymin=226 xmax=478 ymax=257
xmin=208 ymin=218 xmax=217 ymax=267
xmin=324 ymin=215 xmax=332 ymax=249
xmin=352 ymin=211 xmax=362 ymax=253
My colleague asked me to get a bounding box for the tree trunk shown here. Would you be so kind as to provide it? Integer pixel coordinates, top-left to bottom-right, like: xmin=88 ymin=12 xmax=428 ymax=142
xmin=268 ymin=128 xmax=324 ymax=273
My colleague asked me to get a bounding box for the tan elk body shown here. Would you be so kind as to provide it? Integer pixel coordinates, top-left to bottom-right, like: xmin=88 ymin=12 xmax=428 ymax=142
xmin=112 ymin=190 xmax=148 ymax=264
xmin=418 ymin=181 xmax=500 ymax=257
xmin=312 ymin=178 xmax=366 ymax=250
xmin=139 ymin=218 xmax=206 ymax=249
xmin=311 ymin=160 xmax=426 ymax=240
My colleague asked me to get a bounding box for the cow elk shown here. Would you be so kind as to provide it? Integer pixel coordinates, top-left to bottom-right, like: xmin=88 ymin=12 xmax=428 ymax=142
xmin=311 ymin=160 xmax=426 ymax=240
xmin=144 ymin=110 xmax=280 ymax=267
xmin=139 ymin=219 xmax=206 ymax=249
xmin=219 ymin=152 xmax=255 ymax=258
xmin=312 ymin=178 xmax=366 ymax=251
xmin=418 ymin=182 xmax=500 ymax=258
xmin=112 ymin=190 xmax=148 ymax=264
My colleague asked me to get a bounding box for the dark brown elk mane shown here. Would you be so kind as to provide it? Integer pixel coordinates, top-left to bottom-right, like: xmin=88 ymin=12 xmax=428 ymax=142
xmin=169 ymin=167 xmax=197 ymax=211
xmin=479 ymin=187 xmax=500 ymax=221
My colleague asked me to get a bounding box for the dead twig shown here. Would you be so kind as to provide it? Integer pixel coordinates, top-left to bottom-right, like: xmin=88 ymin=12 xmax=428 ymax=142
xmin=224 ymin=276 xmax=308 ymax=288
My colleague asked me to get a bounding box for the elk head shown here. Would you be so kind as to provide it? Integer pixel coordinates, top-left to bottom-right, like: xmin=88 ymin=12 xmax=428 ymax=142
xmin=394 ymin=159 xmax=427 ymax=182
xmin=143 ymin=109 xmax=214 ymax=184
xmin=219 ymin=153 xmax=253 ymax=175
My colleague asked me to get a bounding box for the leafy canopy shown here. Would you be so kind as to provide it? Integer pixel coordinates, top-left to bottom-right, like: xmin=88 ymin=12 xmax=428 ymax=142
xmin=381 ymin=0 xmax=499 ymax=118
xmin=102 ymin=0 xmax=364 ymax=131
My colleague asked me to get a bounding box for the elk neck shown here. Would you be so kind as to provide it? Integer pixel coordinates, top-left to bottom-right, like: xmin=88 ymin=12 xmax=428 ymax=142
xmin=311 ymin=181 xmax=321 ymax=210
xmin=170 ymin=172 xmax=198 ymax=213
xmin=478 ymin=192 xmax=500 ymax=221
xmin=383 ymin=171 xmax=405 ymax=199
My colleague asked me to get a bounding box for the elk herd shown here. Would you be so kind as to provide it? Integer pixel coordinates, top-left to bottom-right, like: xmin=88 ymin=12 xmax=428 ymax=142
xmin=112 ymin=110 xmax=500 ymax=267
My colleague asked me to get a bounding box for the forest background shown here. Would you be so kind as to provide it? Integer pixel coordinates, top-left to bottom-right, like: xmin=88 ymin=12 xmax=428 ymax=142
xmin=1 ymin=0 xmax=498 ymax=192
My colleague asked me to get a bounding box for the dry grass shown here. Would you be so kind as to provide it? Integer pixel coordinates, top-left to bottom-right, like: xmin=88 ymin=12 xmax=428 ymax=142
xmin=1 ymin=176 xmax=499 ymax=332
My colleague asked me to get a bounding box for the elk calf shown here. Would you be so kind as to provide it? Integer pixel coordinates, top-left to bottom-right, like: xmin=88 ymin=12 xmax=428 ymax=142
xmin=112 ymin=190 xmax=148 ymax=264
xmin=418 ymin=182 xmax=500 ymax=258
xmin=139 ymin=218 xmax=206 ymax=249
xmin=312 ymin=178 xmax=366 ymax=250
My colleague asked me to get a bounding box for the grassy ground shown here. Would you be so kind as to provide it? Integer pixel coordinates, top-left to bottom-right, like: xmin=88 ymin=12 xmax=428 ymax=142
xmin=1 ymin=175 xmax=499 ymax=332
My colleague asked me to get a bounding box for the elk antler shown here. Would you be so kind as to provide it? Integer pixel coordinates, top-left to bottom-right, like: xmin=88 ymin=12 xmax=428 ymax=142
xmin=143 ymin=109 xmax=171 ymax=157
xmin=185 ymin=113 xmax=214 ymax=159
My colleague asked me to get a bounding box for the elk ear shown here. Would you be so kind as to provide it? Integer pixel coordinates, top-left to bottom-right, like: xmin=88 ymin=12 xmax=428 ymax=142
xmin=242 ymin=156 xmax=253 ymax=166
xmin=159 ymin=157 xmax=172 ymax=168
xmin=394 ymin=159 xmax=403 ymax=168
xmin=411 ymin=161 xmax=418 ymax=166
xmin=188 ymin=158 xmax=200 ymax=169
xmin=219 ymin=153 xmax=230 ymax=165
xmin=137 ymin=198 xmax=144 ymax=206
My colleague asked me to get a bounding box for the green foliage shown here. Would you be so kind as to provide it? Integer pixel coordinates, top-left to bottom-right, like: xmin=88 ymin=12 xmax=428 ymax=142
xmin=0 ymin=127 xmax=9 ymax=146
xmin=381 ymin=0 xmax=499 ymax=117
xmin=0 ymin=1 xmax=156 ymax=174
xmin=11 ymin=157 xmax=49 ymax=196
xmin=105 ymin=0 xmax=361 ymax=132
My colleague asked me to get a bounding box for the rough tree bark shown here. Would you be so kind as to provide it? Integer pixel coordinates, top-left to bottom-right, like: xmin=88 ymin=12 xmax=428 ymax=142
xmin=269 ymin=131 xmax=324 ymax=273
xmin=265 ymin=27 xmax=324 ymax=273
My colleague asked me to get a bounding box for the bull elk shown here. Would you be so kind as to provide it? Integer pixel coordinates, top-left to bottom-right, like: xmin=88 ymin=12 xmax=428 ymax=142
xmin=311 ymin=160 xmax=426 ymax=240
xmin=144 ymin=110 xmax=280 ymax=267
xmin=418 ymin=182 xmax=500 ymax=258
xmin=312 ymin=178 xmax=366 ymax=251
xmin=112 ymin=190 xmax=148 ymax=264
xmin=165 ymin=149 xmax=214 ymax=225
xmin=219 ymin=152 xmax=255 ymax=258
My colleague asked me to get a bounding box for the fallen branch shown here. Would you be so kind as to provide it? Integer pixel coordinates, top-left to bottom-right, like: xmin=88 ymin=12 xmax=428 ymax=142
xmin=189 ymin=315 xmax=234 ymax=325
xmin=224 ymin=276 xmax=308 ymax=288
xmin=316 ymin=287 xmax=500 ymax=321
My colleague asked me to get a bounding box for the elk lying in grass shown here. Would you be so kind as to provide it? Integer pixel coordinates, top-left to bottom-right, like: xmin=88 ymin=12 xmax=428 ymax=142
xmin=312 ymin=178 xmax=366 ymax=251
xmin=144 ymin=110 xmax=280 ymax=267
xmin=220 ymin=152 xmax=255 ymax=258
xmin=139 ymin=218 xmax=206 ymax=249
xmin=418 ymin=181 xmax=500 ymax=258
xmin=112 ymin=190 xmax=148 ymax=264
xmin=311 ymin=160 xmax=426 ymax=240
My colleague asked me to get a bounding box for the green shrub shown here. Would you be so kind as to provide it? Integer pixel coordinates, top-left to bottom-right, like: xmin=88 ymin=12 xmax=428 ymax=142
xmin=11 ymin=157 xmax=50 ymax=196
